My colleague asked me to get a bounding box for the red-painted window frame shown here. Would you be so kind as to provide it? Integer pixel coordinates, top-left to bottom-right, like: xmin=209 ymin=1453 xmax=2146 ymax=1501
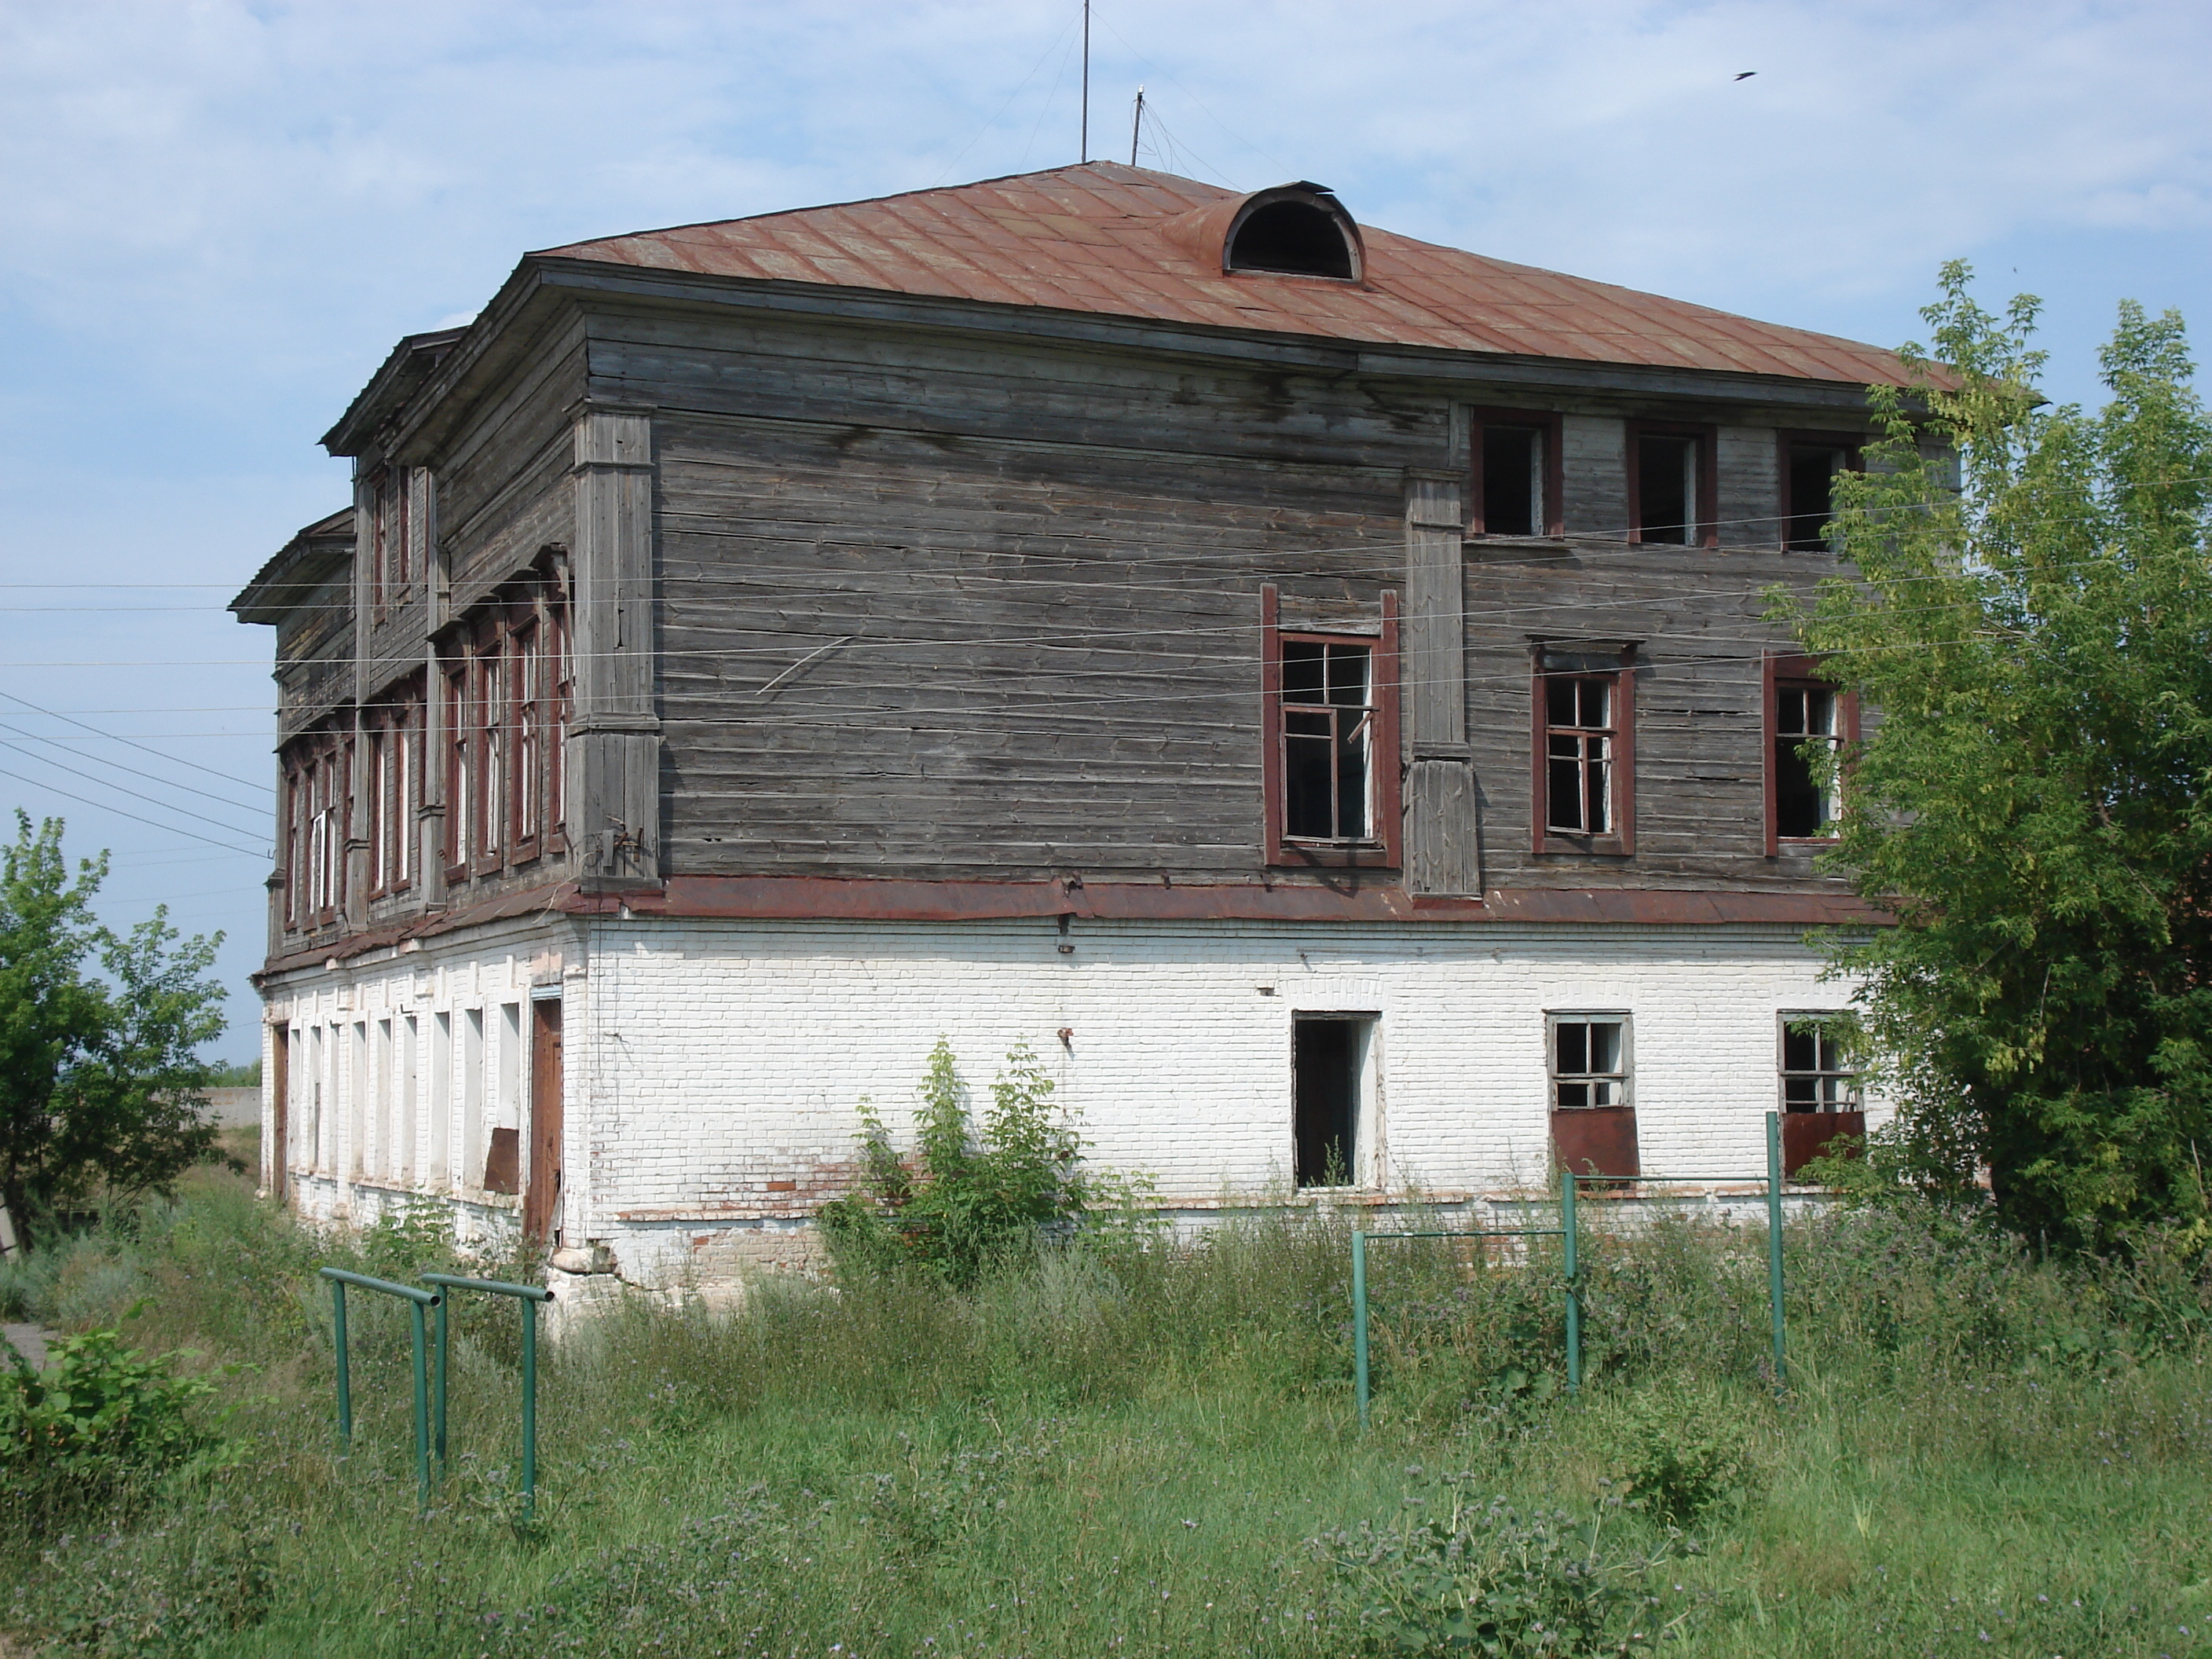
xmin=1624 ymin=420 xmax=1719 ymax=548
xmin=1529 ymin=643 xmax=1636 ymax=857
xmin=1261 ymin=584 xmax=1402 ymax=870
xmin=1763 ymin=652 xmax=1859 ymax=855
xmin=1467 ymin=406 xmax=1566 ymax=537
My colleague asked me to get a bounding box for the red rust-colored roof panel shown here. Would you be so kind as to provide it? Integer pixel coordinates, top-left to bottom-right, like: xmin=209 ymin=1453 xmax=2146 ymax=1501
xmin=535 ymin=161 xmax=1912 ymax=386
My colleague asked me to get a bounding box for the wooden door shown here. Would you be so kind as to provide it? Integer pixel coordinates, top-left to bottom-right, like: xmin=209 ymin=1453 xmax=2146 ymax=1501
xmin=269 ymin=1028 xmax=288 ymax=1200
xmin=523 ymin=998 xmax=563 ymax=1243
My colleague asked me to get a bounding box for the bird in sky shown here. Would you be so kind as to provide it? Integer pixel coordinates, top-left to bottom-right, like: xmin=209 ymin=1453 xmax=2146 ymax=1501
xmin=1734 ymin=71 xmax=1756 ymax=80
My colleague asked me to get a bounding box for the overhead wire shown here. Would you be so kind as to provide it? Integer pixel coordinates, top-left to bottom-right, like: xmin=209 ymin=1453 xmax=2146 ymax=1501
xmin=0 ymin=737 xmax=269 ymax=842
xmin=0 ymin=764 xmax=266 ymax=859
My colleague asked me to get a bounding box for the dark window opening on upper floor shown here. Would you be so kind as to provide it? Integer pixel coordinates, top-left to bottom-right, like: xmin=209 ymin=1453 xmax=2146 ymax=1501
xmin=1228 ymin=200 xmax=1356 ymax=279
xmin=1635 ymin=434 xmax=1696 ymax=544
xmin=1468 ymin=409 xmax=1562 ymax=537
xmin=1785 ymin=438 xmax=1862 ymax=551
xmin=1484 ymin=427 xmax=1540 ymax=536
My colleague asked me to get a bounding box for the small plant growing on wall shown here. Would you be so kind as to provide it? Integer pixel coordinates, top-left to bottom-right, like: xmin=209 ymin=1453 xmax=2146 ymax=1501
xmin=819 ymin=1038 xmax=1092 ymax=1286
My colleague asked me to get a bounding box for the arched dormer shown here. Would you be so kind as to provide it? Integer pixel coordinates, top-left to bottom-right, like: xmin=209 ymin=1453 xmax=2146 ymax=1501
xmin=1222 ymin=184 xmax=1364 ymax=281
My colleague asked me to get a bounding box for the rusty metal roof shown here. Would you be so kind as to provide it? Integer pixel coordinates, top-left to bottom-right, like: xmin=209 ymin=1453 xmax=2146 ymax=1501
xmin=539 ymin=161 xmax=1910 ymax=386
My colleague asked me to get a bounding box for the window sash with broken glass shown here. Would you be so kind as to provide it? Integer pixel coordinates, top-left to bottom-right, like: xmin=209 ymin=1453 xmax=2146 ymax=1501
xmin=1544 ymin=674 xmax=1614 ymax=835
xmin=1781 ymin=1019 xmax=1861 ymax=1112
xmin=1280 ymin=639 xmax=1375 ymax=842
xmin=1551 ymin=1016 xmax=1629 ymax=1109
xmin=1774 ymin=683 xmax=1840 ymax=839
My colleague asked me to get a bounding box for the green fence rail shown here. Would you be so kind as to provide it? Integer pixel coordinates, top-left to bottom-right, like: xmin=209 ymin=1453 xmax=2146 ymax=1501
xmin=1353 ymin=1111 xmax=1792 ymax=1429
xmin=317 ymin=1268 xmax=440 ymax=1504
xmin=421 ymin=1272 xmax=555 ymax=1513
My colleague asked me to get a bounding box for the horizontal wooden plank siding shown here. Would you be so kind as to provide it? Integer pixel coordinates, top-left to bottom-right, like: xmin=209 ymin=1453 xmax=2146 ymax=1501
xmin=653 ymin=406 xmax=1404 ymax=879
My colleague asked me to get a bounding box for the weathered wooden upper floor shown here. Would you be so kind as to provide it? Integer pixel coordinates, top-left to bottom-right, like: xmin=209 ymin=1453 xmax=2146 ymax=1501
xmin=233 ymin=166 xmax=1906 ymax=969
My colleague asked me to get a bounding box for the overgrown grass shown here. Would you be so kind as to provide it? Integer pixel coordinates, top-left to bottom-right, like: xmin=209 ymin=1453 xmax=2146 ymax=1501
xmin=5 ymin=1169 xmax=2211 ymax=1657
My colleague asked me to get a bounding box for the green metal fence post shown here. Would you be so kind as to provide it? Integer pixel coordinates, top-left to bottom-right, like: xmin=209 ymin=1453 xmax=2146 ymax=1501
xmin=1351 ymin=1230 xmax=1370 ymax=1433
xmin=431 ymin=1290 xmax=449 ymax=1474
xmin=421 ymin=1273 xmax=555 ymax=1511
xmin=520 ymin=1293 xmax=540 ymax=1511
xmin=1561 ymin=1172 xmax=1582 ymax=1393
xmin=408 ymin=1298 xmax=431 ymax=1505
xmin=330 ymin=1276 xmax=352 ymax=1445
xmin=1767 ymin=1110 xmax=1788 ymax=1386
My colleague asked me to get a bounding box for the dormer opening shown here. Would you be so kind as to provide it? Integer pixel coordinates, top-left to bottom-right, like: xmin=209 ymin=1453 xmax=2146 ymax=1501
xmin=1223 ymin=185 xmax=1363 ymax=281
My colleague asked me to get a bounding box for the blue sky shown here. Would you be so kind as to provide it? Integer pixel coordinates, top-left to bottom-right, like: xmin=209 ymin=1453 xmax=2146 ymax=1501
xmin=2 ymin=0 xmax=2207 ymax=1060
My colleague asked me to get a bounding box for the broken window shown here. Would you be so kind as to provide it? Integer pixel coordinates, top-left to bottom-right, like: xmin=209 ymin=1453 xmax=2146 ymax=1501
xmin=1765 ymin=654 xmax=1853 ymax=851
xmin=1533 ymin=643 xmax=1635 ymax=851
xmin=1782 ymin=436 xmax=1861 ymax=551
xmin=1262 ymin=586 xmax=1402 ymax=868
xmin=1544 ymin=675 xmax=1614 ymax=837
xmin=1780 ymin=1015 xmax=1861 ymax=1112
xmin=1774 ymin=683 xmax=1838 ymax=838
xmin=1282 ymin=639 xmax=1373 ymax=840
xmin=1294 ymin=1015 xmax=1372 ymax=1188
xmin=1550 ymin=1016 xmax=1629 ymax=1108
xmin=1629 ymin=423 xmax=1715 ymax=546
xmin=1468 ymin=409 xmax=1562 ymax=537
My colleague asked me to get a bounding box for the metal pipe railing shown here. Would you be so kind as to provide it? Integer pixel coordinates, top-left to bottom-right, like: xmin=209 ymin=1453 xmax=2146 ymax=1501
xmin=1353 ymin=1111 xmax=1796 ymax=1427
xmin=420 ymin=1273 xmax=555 ymax=1512
xmin=317 ymin=1268 xmax=440 ymax=1505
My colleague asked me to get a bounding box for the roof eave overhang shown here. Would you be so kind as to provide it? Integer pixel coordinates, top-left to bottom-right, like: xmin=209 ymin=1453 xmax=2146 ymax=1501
xmin=320 ymin=326 xmax=471 ymax=459
xmin=523 ymin=255 xmax=1892 ymax=415
xmin=342 ymin=251 xmax=1906 ymax=475
xmin=230 ymin=512 xmax=354 ymax=625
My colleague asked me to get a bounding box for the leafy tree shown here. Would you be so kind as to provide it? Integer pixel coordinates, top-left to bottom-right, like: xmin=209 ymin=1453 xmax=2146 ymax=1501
xmin=1778 ymin=263 xmax=2212 ymax=1249
xmin=0 ymin=815 xmax=229 ymax=1247
xmin=820 ymin=1037 xmax=1090 ymax=1285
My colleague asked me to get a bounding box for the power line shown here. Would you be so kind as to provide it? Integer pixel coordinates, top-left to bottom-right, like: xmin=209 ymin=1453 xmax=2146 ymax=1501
xmin=0 ymin=689 xmax=273 ymax=794
xmin=0 ymin=764 xmax=266 ymax=859
xmin=0 ymin=738 xmax=268 ymax=842
xmin=0 ymin=720 xmax=269 ymax=816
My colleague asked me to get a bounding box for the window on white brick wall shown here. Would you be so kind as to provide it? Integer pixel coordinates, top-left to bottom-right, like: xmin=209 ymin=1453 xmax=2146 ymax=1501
xmin=375 ymin=1018 xmax=394 ymax=1180
xmin=348 ymin=1021 xmax=368 ymax=1176
xmin=399 ymin=1013 xmax=419 ymax=1186
xmin=429 ymin=1011 xmax=452 ymax=1188
xmin=463 ymin=1008 xmax=485 ymax=1192
xmin=1547 ymin=1013 xmax=1639 ymax=1181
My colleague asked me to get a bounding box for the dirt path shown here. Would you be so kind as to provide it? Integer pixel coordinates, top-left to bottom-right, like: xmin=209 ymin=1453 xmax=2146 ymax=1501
xmin=2 ymin=1321 xmax=53 ymax=1370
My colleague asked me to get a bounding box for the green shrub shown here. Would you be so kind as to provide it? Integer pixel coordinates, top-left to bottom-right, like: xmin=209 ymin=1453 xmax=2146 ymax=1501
xmin=819 ymin=1038 xmax=1093 ymax=1287
xmin=1603 ymin=1377 xmax=1763 ymax=1527
xmin=1319 ymin=1484 xmax=1676 ymax=1657
xmin=0 ymin=1328 xmax=222 ymax=1482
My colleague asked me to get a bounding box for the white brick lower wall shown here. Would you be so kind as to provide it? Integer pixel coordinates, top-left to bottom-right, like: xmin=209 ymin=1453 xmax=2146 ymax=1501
xmin=263 ymin=914 xmax=1876 ymax=1292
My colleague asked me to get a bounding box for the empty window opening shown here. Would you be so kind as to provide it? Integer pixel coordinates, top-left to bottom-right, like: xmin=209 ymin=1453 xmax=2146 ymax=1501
xmin=1774 ymin=683 xmax=1840 ymax=838
xmin=1228 ymin=200 xmax=1356 ymax=278
xmin=1544 ymin=675 xmax=1614 ymax=835
xmin=1551 ymin=1016 xmax=1629 ymax=1109
xmin=1482 ymin=425 xmax=1544 ymax=537
xmin=1782 ymin=1016 xmax=1861 ymax=1112
xmin=1785 ymin=441 xmax=1857 ymax=551
xmin=1635 ymin=434 xmax=1698 ymax=544
xmin=1295 ymin=1016 xmax=1370 ymax=1187
xmin=1282 ymin=639 xmax=1374 ymax=840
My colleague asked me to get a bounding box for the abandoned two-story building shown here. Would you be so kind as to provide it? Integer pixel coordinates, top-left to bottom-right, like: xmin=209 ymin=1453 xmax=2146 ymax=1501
xmin=234 ymin=163 xmax=1890 ymax=1291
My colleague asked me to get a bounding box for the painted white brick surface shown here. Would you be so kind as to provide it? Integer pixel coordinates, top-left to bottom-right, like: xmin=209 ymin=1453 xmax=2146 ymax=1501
xmin=264 ymin=916 xmax=1875 ymax=1291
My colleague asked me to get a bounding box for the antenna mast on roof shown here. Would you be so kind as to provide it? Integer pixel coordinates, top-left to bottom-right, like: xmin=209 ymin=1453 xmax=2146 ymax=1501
xmin=1130 ymin=86 xmax=1144 ymax=166
xmin=1079 ymin=0 xmax=1090 ymax=163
